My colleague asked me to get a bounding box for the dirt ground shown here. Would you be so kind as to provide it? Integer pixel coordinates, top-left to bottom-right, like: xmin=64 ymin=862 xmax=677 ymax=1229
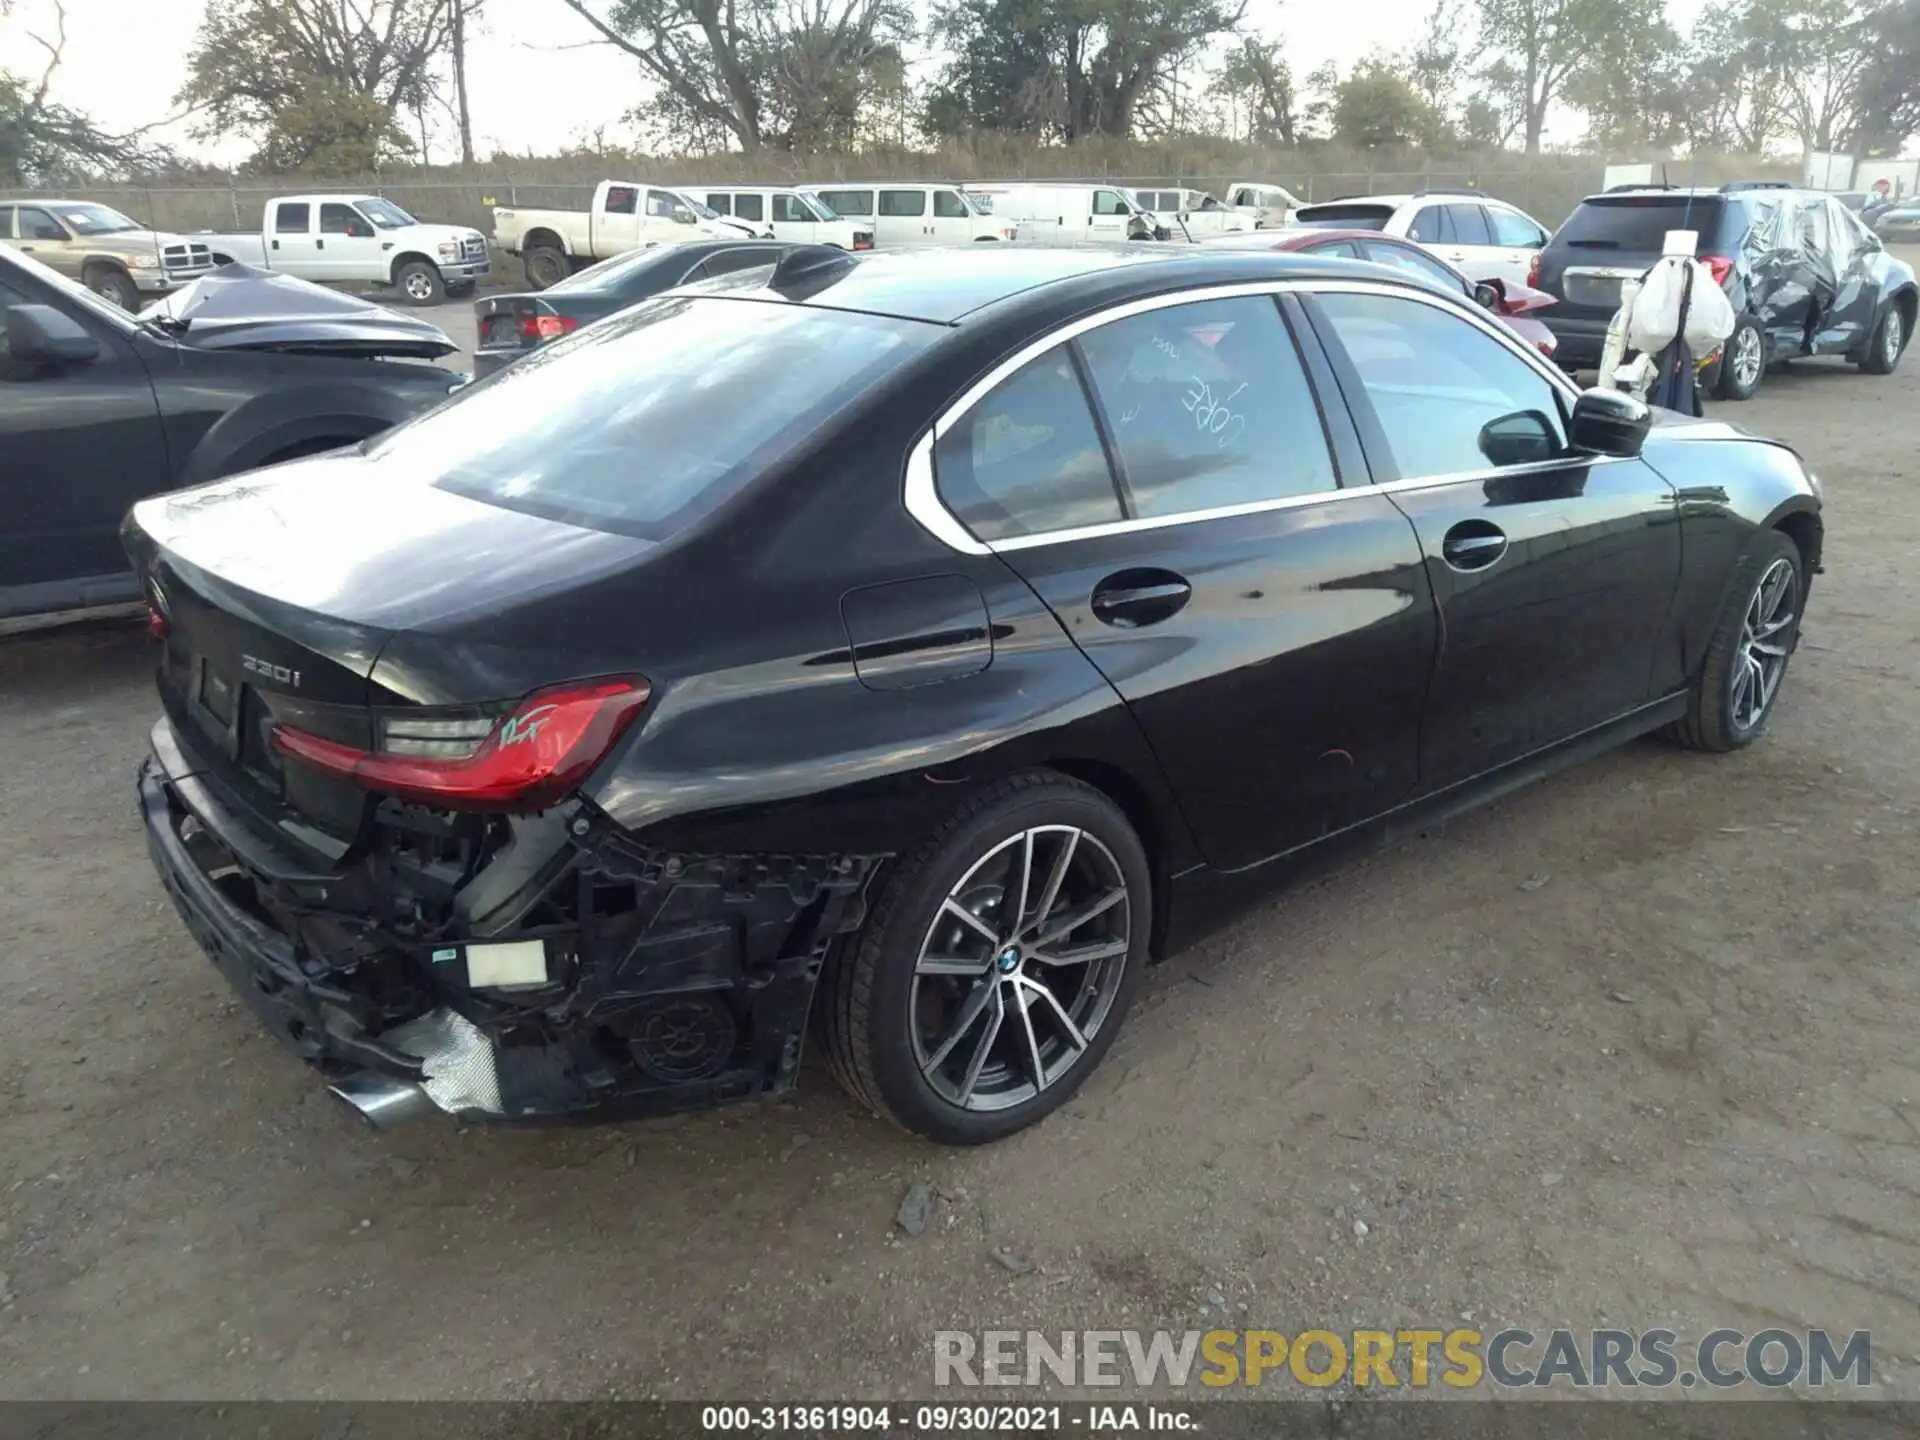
xmin=2 ymin=330 xmax=1919 ymax=1405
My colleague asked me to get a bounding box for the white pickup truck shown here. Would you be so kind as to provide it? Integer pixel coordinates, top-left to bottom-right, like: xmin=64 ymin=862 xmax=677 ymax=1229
xmin=491 ymin=180 xmax=742 ymax=289
xmin=197 ymin=194 xmax=490 ymax=305
xmin=1128 ymin=188 xmax=1257 ymax=239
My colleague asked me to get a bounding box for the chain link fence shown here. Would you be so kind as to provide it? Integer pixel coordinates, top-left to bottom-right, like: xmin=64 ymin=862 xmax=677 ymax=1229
xmin=3 ymin=166 xmax=1616 ymax=238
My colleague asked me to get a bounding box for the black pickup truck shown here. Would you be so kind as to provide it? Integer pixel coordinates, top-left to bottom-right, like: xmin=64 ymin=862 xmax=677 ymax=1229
xmin=0 ymin=250 xmax=462 ymax=622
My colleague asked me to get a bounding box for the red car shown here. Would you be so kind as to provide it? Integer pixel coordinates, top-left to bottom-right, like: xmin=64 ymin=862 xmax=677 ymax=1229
xmin=1201 ymin=227 xmax=1559 ymax=358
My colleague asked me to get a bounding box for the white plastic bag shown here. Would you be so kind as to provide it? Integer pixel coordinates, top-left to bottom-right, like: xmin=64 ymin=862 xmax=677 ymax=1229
xmin=1627 ymin=255 xmax=1735 ymax=357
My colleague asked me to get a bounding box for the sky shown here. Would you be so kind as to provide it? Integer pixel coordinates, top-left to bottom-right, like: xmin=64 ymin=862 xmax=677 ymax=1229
xmin=0 ymin=0 xmax=1709 ymax=163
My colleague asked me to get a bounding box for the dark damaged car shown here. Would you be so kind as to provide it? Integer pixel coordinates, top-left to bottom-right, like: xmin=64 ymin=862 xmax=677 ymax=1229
xmin=1534 ymin=182 xmax=1917 ymax=399
xmin=0 ymin=253 xmax=460 ymax=621
xmin=129 ymin=247 xmax=1824 ymax=1144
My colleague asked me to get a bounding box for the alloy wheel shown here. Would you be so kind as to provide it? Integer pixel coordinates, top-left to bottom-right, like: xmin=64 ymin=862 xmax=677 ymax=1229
xmin=404 ymin=271 xmax=436 ymax=302
xmin=1730 ymin=556 xmax=1798 ymax=731
xmin=1732 ymin=325 xmax=1764 ymax=389
xmin=1887 ymin=309 xmax=1904 ymax=366
xmin=908 ymin=826 xmax=1131 ymax=1112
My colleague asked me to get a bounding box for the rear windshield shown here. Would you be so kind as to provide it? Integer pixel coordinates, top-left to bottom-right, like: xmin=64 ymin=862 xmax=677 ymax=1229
xmin=1293 ymin=203 xmax=1393 ymax=231
xmin=546 ymin=246 xmax=676 ymax=294
xmin=363 ymin=296 xmax=935 ymax=540
xmin=1556 ymin=196 xmax=1724 ymax=251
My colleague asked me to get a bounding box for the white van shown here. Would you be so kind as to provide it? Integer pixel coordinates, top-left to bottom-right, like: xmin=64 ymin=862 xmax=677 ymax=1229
xmin=964 ymin=182 xmax=1158 ymax=244
xmin=694 ymin=186 xmax=873 ymax=250
xmin=1128 ymin=187 xmax=1254 ymax=238
xmin=1224 ymin=182 xmax=1305 ymax=229
xmin=798 ymin=183 xmax=1015 ymax=247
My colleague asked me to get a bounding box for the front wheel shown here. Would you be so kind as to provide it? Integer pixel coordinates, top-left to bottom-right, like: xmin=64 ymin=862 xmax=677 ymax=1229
xmin=393 ymin=260 xmax=445 ymax=306
xmin=83 ymin=264 xmax=140 ymax=311
xmin=1861 ymin=302 xmax=1907 ymax=375
xmin=523 ymin=244 xmax=568 ymax=290
xmin=817 ymin=772 xmax=1150 ymax=1145
xmin=1714 ymin=315 xmax=1766 ymax=400
xmin=1669 ymin=530 xmax=1804 ymax=752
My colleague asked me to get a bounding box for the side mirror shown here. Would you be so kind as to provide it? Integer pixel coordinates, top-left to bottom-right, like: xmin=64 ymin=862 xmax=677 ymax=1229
xmin=1568 ymin=388 xmax=1651 ymax=458
xmin=6 ymin=304 xmax=101 ymax=365
xmin=1478 ymin=408 xmax=1560 ymax=467
xmin=1472 ymin=279 xmax=1504 ymax=311
xmin=672 ymin=206 xmax=695 ymax=225
xmin=30 ymin=224 xmax=65 ymax=242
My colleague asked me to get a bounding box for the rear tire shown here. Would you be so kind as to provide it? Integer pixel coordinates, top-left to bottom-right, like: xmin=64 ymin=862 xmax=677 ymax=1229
xmin=524 ymin=245 xmax=568 ymax=290
xmin=1714 ymin=315 xmax=1765 ymax=400
xmin=83 ymin=264 xmax=140 ymax=311
xmin=1668 ymin=530 xmax=1803 ymax=752
xmin=817 ymin=771 xmax=1150 ymax=1145
xmin=1861 ymin=301 xmax=1908 ymax=375
xmin=393 ymin=260 xmax=444 ymax=306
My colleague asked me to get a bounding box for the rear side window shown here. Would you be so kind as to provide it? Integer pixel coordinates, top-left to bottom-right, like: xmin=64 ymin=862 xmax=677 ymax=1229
xmin=1360 ymin=240 xmax=1467 ymax=294
xmin=703 ymin=193 xmax=732 ymax=215
xmin=273 ymin=203 xmax=310 ymax=234
xmin=879 ymin=190 xmax=927 ymax=217
xmin=603 ymin=186 xmax=639 ymax=215
xmin=933 ymin=191 xmax=968 ymax=219
xmin=368 ymin=298 xmax=934 ymax=541
xmin=935 ymin=352 xmax=1122 ymax=541
xmin=1305 ymin=240 xmax=1363 ymax=258
xmin=1312 ymin=292 xmax=1566 ymax=478
xmin=0 ymin=206 xmax=14 ymax=240
xmin=1077 ymin=296 xmax=1337 ymax=515
xmin=1295 ymin=202 xmax=1393 ymax=231
xmin=1488 ymin=208 xmax=1547 ymax=247
xmin=1406 ymin=206 xmax=1451 ymax=243
xmin=815 ymin=189 xmax=873 ymax=218
xmin=1556 ymin=196 xmax=1725 ymax=251
xmin=734 ymin=193 xmax=765 ymax=222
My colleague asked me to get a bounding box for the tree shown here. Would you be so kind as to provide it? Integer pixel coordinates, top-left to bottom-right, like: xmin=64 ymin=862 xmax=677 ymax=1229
xmin=1405 ymin=0 xmax=1465 ymax=118
xmin=1849 ymin=0 xmax=1920 ymax=154
xmin=176 ymin=0 xmax=473 ymax=170
xmin=1684 ymin=0 xmax=1789 ymax=151
xmin=1 ymin=1 xmax=158 ymax=184
xmin=1329 ymin=58 xmax=1433 ymax=147
xmin=1209 ymin=36 xmax=1294 ymax=144
xmin=563 ymin=0 xmax=912 ymax=154
xmin=923 ymin=0 xmax=1245 ymax=142
xmin=1562 ymin=0 xmax=1689 ymax=148
xmin=1474 ymin=0 xmax=1621 ymax=152
xmin=1744 ymin=0 xmax=1874 ymax=151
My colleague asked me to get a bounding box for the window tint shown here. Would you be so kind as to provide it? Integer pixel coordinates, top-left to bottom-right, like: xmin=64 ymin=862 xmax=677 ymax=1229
xmin=1314 ymin=291 xmax=1567 ymax=479
xmin=703 ymin=193 xmax=732 ymax=215
xmin=1077 ymin=296 xmax=1337 ymax=516
xmin=370 ymin=297 xmax=933 ymax=541
xmin=773 ymin=194 xmax=809 ymax=223
xmin=933 ymin=190 xmax=968 ymax=219
xmin=273 ymin=203 xmax=310 ymax=234
xmin=603 ymin=186 xmax=639 ymax=216
xmin=734 ymin=193 xmax=765 ymax=222
xmin=1360 ymin=240 xmax=1467 ymax=294
xmin=1093 ymin=190 xmax=1130 ymax=216
xmin=815 ymin=189 xmax=873 ymax=217
xmin=1488 ymin=208 xmax=1546 ymax=247
xmin=1405 ymin=206 xmax=1451 ymax=243
xmin=320 ymin=203 xmax=367 ymax=236
xmin=684 ymin=247 xmax=779 ymax=282
xmin=1557 ymin=196 xmax=1724 ymax=252
xmin=1295 ymin=202 xmax=1392 ymax=231
xmin=934 ymin=350 xmax=1121 ymax=542
xmin=1444 ymin=204 xmax=1492 ymax=245
xmin=879 ymin=189 xmax=927 ymax=217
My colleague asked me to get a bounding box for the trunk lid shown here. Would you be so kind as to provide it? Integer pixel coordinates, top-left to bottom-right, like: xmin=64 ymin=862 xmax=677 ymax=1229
xmin=126 ymin=450 xmax=657 ymax=850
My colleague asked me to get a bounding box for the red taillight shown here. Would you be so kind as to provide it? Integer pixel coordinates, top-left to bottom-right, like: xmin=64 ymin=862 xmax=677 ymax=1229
xmin=521 ymin=313 xmax=579 ymax=341
xmin=146 ymin=608 xmax=169 ymax=640
xmin=273 ymin=677 xmax=650 ymax=813
xmin=1526 ymin=252 xmax=1541 ymax=287
xmin=1703 ymin=254 xmax=1733 ymax=286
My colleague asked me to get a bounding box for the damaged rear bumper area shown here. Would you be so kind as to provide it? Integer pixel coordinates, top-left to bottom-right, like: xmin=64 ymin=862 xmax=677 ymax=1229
xmin=138 ymin=721 xmax=881 ymax=1127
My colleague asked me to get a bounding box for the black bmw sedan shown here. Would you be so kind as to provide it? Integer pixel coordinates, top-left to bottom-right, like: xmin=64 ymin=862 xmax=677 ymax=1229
xmin=471 ymin=238 xmax=800 ymax=377
xmin=127 ymin=246 xmax=1823 ymax=1145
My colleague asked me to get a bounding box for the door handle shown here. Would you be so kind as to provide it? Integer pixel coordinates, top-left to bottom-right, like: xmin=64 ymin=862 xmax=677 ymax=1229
xmin=1441 ymin=523 xmax=1508 ymax=571
xmin=1091 ymin=570 xmax=1192 ymax=628
xmin=316 ymin=239 xmax=325 ymax=249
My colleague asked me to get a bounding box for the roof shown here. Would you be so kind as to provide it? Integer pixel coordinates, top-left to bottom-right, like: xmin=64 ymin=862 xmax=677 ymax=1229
xmin=691 ymin=244 xmax=1425 ymax=325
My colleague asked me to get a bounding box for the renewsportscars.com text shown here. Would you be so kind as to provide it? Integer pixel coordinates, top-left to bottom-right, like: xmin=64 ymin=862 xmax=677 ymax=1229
xmin=933 ymin=1327 xmax=1872 ymax=1390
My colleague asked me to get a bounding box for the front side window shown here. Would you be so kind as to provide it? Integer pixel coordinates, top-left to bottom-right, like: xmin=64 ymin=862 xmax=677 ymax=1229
xmin=879 ymin=189 xmax=928 ymax=217
xmin=1488 ymin=208 xmax=1547 ymax=247
xmin=772 ymin=194 xmax=809 ymax=223
xmin=645 ymin=190 xmax=682 ymax=219
xmin=320 ymin=203 xmax=369 ymax=236
xmin=814 ymin=189 xmax=873 ymax=218
xmin=1312 ymin=291 xmax=1567 ymax=478
xmin=366 ymin=297 xmax=934 ymax=540
xmin=933 ymin=190 xmax=968 ymax=219
xmin=1093 ymin=190 xmax=1131 ymax=216
xmin=1077 ymin=296 xmax=1337 ymax=515
xmin=934 ymin=350 xmax=1121 ymax=542
xmin=17 ymin=206 xmax=65 ymax=240
xmin=272 ymin=203 xmax=310 ymax=234
xmin=1361 ymin=240 xmax=1467 ymax=295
